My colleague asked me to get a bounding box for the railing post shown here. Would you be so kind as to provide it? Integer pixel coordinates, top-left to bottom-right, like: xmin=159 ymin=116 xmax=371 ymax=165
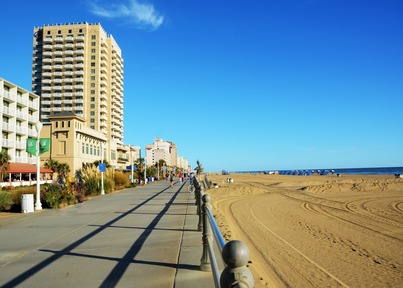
xmin=200 ymin=193 xmax=212 ymax=271
xmin=196 ymin=184 xmax=204 ymax=231
xmin=220 ymin=240 xmax=254 ymax=288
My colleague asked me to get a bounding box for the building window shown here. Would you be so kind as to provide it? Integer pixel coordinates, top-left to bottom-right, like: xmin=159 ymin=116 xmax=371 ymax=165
xmin=79 ymin=29 xmax=82 ymax=33
xmin=91 ymin=97 xmax=95 ymax=101
xmin=91 ymin=76 xmax=95 ymax=80
xmin=55 ymin=122 xmax=58 ymax=128
xmin=92 ymin=35 xmax=96 ymax=40
xmin=91 ymin=90 xmax=95 ymax=94
xmin=90 ymin=125 xmax=95 ymax=129
xmin=91 ymin=83 xmax=95 ymax=88
xmin=91 ymin=55 xmax=95 ymax=60
xmin=91 ymin=42 xmax=96 ymax=46
xmin=90 ymin=145 xmax=93 ymax=155
xmin=82 ymin=143 xmax=85 ymax=154
xmin=91 ymin=62 xmax=95 ymax=67
xmin=91 ymin=69 xmax=95 ymax=74
xmin=91 ymin=49 xmax=96 ymax=53
xmin=90 ymin=111 xmax=95 ymax=116
xmin=90 ymin=104 xmax=95 ymax=108
xmin=90 ymin=119 xmax=95 ymax=123
xmin=86 ymin=144 xmax=89 ymax=154
xmin=68 ymin=121 xmax=70 ymax=128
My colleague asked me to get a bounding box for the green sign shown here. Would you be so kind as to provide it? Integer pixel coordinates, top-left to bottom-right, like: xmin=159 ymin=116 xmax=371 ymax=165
xmin=39 ymin=138 xmax=50 ymax=155
xmin=26 ymin=138 xmax=37 ymax=156
xmin=26 ymin=138 xmax=51 ymax=156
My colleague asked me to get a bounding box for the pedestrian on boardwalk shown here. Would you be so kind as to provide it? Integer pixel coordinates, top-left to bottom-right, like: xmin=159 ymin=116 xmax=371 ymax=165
xmin=170 ymin=174 xmax=174 ymax=188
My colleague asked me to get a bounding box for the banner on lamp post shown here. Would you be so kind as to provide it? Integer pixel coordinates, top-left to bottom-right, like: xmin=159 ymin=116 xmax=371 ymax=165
xmin=39 ymin=138 xmax=50 ymax=155
xmin=26 ymin=138 xmax=37 ymax=156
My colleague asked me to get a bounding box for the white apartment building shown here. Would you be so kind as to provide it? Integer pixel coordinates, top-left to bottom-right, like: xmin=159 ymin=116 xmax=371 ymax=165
xmin=31 ymin=22 xmax=124 ymax=163
xmin=0 ymin=78 xmax=40 ymax=164
xmin=144 ymin=138 xmax=189 ymax=170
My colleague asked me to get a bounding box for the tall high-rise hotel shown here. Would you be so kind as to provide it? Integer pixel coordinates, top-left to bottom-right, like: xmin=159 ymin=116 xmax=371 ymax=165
xmin=31 ymin=22 xmax=124 ymax=147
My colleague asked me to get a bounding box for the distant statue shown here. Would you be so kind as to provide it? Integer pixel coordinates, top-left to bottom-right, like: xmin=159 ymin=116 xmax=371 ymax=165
xmin=195 ymin=160 xmax=203 ymax=175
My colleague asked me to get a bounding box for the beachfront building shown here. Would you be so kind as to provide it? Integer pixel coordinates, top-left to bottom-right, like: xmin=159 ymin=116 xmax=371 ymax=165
xmin=145 ymin=138 xmax=182 ymax=168
xmin=31 ymin=22 xmax=124 ymax=164
xmin=0 ymin=78 xmax=40 ymax=164
xmin=39 ymin=112 xmax=107 ymax=178
xmin=177 ymin=156 xmax=189 ymax=171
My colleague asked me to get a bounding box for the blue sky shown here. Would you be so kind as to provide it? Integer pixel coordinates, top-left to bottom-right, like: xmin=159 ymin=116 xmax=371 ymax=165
xmin=1 ymin=0 xmax=402 ymax=172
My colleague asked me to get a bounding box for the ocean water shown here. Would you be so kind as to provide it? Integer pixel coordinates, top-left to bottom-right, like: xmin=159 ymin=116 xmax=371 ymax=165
xmin=235 ymin=167 xmax=403 ymax=175
xmin=330 ymin=167 xmax=403 ymax=175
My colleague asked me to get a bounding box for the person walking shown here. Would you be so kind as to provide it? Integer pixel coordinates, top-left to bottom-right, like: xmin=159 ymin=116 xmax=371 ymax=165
xmin=169 ymin=173 xmax=174 ymax=188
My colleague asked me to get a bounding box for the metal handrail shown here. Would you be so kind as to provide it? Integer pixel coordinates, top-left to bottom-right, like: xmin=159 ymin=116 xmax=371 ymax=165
xmin=195 ymin=177 xmax=254 ymax=288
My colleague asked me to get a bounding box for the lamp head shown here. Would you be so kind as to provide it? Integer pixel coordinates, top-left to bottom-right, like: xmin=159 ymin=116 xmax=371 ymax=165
xmin=35 ymin=121 xmax=43 ymax=132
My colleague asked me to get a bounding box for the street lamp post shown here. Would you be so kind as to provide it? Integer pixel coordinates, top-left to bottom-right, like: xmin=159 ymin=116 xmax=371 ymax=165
xmin=144 ymin=151 xmax=147 ymax=184
xmin=35 ymin=121 xmax=43 ymax=210
xmin=101 ymin=142 xmax=105 ymax=195
xmin=130 ymin=147 xmax=134 ymax=184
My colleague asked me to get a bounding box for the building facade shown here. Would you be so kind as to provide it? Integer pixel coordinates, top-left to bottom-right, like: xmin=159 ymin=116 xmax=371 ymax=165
xmin=1 ymin=78 xmax=40 ymax=164
xmin=31 ymin=22 xmax=124 ymax=162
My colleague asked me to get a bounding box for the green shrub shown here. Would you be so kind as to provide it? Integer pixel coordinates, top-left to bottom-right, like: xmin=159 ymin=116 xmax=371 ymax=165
xmin=114 ymin=171 xmax=130 ymax=190
xmin=41 ymin=183 xmax=62 ymax=208
xmin=0 ymin=192 xmax=13 ymax=211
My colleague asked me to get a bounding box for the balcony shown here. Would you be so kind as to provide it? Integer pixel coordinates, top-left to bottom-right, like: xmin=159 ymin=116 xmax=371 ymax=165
xmin=2 ymin=123 xmax=15 ymax=132
xmin=2 ymin=107 xmax=15 ymax=116
xmin=64 ymin=50 xmax=74 ymax=55
xmin=16 ymin=126 xmax=28 ymax=134
xmin=16 ymin=112 xmax=28 ymax=120
xmin=15 ymin=141 xmax=26 ymax=149
xmin=1 ymin=139 xmax=15 ymax=148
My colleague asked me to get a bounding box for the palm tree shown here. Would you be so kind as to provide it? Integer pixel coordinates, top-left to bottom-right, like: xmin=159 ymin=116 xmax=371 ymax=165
xmin=0 ymin=150 xmax=11 ymax=182
xmin=44 ymin=159 xmax=59 ymax=180
xmin=57 ymin=163 xmax=70 ymax=184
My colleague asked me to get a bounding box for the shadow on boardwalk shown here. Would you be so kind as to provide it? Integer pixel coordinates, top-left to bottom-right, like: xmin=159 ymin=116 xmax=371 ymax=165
xmin=0 ymin=181 xmax=213 ymax=288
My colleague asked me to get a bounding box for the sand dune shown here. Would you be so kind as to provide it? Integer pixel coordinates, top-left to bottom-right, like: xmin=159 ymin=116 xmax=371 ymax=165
xmin=206 ymin=174 xmax=403 ymax=287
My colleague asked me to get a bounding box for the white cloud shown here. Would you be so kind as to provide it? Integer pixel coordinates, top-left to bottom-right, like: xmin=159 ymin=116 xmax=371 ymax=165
xmin=89 ymin=0 xmax=164 ymax=30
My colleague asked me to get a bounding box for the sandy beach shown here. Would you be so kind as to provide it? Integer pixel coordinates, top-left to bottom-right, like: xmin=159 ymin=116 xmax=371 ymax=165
xmin=206 ymin=173 xmax=403 ymax=287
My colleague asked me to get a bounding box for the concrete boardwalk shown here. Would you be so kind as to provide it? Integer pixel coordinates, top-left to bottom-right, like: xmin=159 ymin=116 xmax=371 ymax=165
xmin=0 ymin=180 xmax=214 ymax=288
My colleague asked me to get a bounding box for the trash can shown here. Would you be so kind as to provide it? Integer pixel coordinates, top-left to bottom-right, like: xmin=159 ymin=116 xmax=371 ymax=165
xmin=21 ymin=194 xmax=34 ymax=213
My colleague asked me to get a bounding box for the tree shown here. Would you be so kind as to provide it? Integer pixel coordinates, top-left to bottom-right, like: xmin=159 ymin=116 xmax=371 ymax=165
xmin=43 ymin=159 xmax=71 ymax=184
xmin=0 ymin=150 xmax=11 ymax=182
